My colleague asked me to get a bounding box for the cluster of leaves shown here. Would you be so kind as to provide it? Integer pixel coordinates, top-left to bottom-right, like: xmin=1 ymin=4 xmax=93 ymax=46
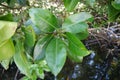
xmin=0 ymin=0 xmax=94 ymax=79
xmin=0 ymin=0 xmax=120 ymax=80
xmin=29 ymin=7 xmax=93 ymax=76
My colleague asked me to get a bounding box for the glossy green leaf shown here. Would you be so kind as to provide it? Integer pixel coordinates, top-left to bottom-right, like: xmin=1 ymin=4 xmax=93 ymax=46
xmin=63 ymin=0 xmax=79 ymax=11
xmin=45 ymin=38 xmax=67 ymax=76
xmin=0 ymin=39 xmax=15 ymax=61
xmin=62 ymin=12 xmax=93 ymax=24
xmin=14 ymin=40 xmax=31 ymax=77
xmin=112 ymin=0 xmax=120 ymax=10
xmin=29 ymin=8 xmax=59 ymax=32
xmin=63 ymin=22 xmax=88 ymax=34
xmin=0 ymin=14 xmax=13 ymax=21
xmin=34 ymin=35 xmax=52 ymax=61
xmin=62 ymin=12 xmax=92 ymax=34
xmin=22 ymin=26 xmax=36 ymax=47
xmin=0 ymin=21 xmax=17 ymax=44
xmin=25 ymin=19 xmax=41 ymax=34
xmin=108 ymin=4 xmax=120 ymax=21
xmin=66 ymin=32 xmax=90 ymax=62
xmin=76 ymin=29 xmax=89 ymax=40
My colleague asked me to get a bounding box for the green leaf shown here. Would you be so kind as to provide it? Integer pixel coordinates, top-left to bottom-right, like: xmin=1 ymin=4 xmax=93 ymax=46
xmin=1 ymin=59 xmax=10 ymax=70
xmin=76 ymin=29 xmax=89 ymax=40
xmin=108 ymin=4 xmax=120 ymax=21
xmin=66 ymin=32 xmax=90 ymax=62
xmin=14 ymin=40 xmax=31 ymax=77
xmin=62 ymin=12 xmax=91 ymax=34
xmin=63 ymin=0 xmax=79 ymax=11
xmin=63 ymin=12 xmax=93 ymax=24
xmin=0 ymin=21 xmax=17 ymax=44
xmin=22 ymin=26 xmax=36 ymax=47
xmin=25 ymin=19 xmax=41 ymax=34
xmin=45 ymin=38 xmax=67 ymax=76
xmin=0 ymin=39 xmax=15 ymax=61
xmin=0 ymin=14 xmax=13 ymax=21
xmin=63 ymin=22 xmax=88 ymax=34
xmin=34 ymin=35 xmax=52 ymax=61
xmin=112 ymin=0 xmax=120 ymax=10
xmin=86 ymin=0 xmax=96 ymax=7
xmin=29 ymin=8 xmax=59 ymax=32
xmin=37 ymin=69 xmax=44 ymax=79
xmin=20 ymin=76 xmax=29 ymax=80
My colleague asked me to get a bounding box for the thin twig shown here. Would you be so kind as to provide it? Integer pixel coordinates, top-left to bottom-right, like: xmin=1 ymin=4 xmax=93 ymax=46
xmin=14 ymin=69 xmax=19 ymax=80
xmin=89 ymin=31 xmax=102 ymax=47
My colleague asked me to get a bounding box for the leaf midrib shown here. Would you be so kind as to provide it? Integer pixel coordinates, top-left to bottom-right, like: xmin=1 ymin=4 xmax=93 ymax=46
xmin=36 ymin=14 xmax=57 ymax=29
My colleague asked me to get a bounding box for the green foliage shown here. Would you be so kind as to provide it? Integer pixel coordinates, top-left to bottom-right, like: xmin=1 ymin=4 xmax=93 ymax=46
xmin=0 ymin=14 xmax=13 ymax=21
xmin=14 ymin=39 xmax=31 ymax=77
xmin=34 ymin=35 xmax=52 ymax=61
xmin=63 ymin=22 xmax=88 ymax=34
xmin=76 ymin=29 xmax=89 ymax=40
xmin=29 ymin=8 xmax=91 ymax=76
xmin=0 ymin=39 xmax=15 ymax=61
xmin=45 ymin=37 xmax=67 ymax=76
xmin=0 ymin=21 xmax=17 ymax=44
xmin=0 ymin=2 xmax=92 ymax=78
xmin=29 ymin=8 xmax=59 ymax=33
xmin=63 ymin=0 xmax=80 ymax=11
xmin=29 ymin=60 xmax=50 ymax=79
xmin=62 ymin=12 xmax=92 ymax=39
xmin=2 ymin=0 xmax=120 ymax=79
xmin=66 ymin=32 xmax=90 ymax=62
xmin=108 ymin=0 xmax=120 ymax=21
xmin=1 ymin=59 xmax=10 ymax=70
xmin=0 ymin=21 xmax=17 ymax=61
xmin=112 ymin=0 xmax=120 ymax=10
xmin=22 ymin=26 xmax=36 ymax=47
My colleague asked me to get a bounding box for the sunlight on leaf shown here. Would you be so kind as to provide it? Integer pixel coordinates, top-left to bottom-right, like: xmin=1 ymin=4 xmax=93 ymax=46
xmin=0 ymin=21 xmax=17 ymax=44
xmin=45 ymin=37 xmax=67 ymax=76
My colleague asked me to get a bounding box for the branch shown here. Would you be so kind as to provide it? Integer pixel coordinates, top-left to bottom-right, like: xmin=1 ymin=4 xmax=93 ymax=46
xmin=0 ymin=3 xmax=22 ymax=10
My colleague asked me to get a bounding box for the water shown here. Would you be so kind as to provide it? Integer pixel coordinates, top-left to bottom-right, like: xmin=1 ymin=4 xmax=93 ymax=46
xmin=0 ymin=50 xmax=120 ymax=80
